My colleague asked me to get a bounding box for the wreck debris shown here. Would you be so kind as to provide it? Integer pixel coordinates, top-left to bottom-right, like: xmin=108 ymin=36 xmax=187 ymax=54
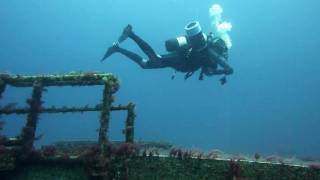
xmin=125 ymin=103 xmax=135 ymax=143
xmin=98 ymin=77 xmax=114 ymax=158
xmin=0 ymin=72 xmax=136 ymax=178
xmin=0 ymin=72 xmax=119 ymax=87
xmin=21 ymin=81 xmax=44 ymax=154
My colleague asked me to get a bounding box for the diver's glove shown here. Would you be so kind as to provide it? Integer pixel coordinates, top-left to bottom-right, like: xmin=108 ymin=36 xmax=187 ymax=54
xmin=219 ymin=76 xmax=227 ymax=85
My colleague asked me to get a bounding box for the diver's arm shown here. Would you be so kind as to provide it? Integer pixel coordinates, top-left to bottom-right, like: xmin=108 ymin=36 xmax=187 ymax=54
xmin=207 ymin=48 xmax=233 ymax=75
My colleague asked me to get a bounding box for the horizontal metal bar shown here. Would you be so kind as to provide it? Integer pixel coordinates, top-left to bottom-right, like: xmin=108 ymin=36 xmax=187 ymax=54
xmin=0 ymin=105 xmax=130 ymax=115
xmin=0 ymin=72 xmax=119 ymax=87
xmin=3 ymin=138 xmax=22 ymax=146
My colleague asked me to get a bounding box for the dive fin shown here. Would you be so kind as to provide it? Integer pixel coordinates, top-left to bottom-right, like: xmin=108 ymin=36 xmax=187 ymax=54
xmin=118 ymin=24 xmax=132 ymax=43
xmin=101 ymin=42 xmax=119 ymax=62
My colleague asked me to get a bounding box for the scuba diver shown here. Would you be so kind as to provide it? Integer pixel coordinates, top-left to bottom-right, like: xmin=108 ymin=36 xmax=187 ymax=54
xmin=101 ymin=21 xmax=233 ymax=85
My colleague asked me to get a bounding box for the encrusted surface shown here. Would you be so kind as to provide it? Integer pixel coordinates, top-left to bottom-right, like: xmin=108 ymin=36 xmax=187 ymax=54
xmin=0 ymin=72 xmax=120 ymax=89
xmin=1 ymin=154 xmax=320 ymax=180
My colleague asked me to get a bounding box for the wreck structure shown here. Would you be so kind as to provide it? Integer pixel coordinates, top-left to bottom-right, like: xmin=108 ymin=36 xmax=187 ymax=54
xmin=0 ymin=72 xmax=319 ymax=180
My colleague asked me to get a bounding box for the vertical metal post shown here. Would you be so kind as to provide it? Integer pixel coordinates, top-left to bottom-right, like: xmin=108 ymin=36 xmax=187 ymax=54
xmin=99 ymin=81 xmax=113 ymax=155
xmin=22 ymin=81 xmax=43 ymax=152
xmin=0 ymin=78 xmax=6 ymax=100
xmin=125 ymin=103 xmax=136 ymax=143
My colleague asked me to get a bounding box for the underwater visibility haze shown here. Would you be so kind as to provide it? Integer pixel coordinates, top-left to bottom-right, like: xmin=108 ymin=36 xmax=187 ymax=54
xmin=1 ymin=0 xmax=320 ymax=160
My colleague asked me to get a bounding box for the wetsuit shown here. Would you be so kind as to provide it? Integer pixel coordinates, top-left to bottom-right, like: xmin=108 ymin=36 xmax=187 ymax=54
xmin=111 ymin=30 xmax=233 ymax=80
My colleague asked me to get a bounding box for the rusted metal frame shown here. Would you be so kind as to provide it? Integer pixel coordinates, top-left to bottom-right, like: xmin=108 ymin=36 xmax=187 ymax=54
xmin=0 ymin=105 xmax=130 ymax=115
xmin=0 ymin=73 xmax=116 ymax=87
xmin=98 ymin=81 xmax=113 ymax=156
xmin=21 ymin=80 xmax=44 ymax=153
xmin=125 ymin=103 xmax=136 ymax=143
xmin=2 ymin=138 xmax=21 ymax=146
xmin=0 ymin=79 xmax=20 ymax=147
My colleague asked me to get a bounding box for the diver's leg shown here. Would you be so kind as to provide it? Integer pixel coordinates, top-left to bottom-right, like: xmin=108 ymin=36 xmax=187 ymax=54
xmin=103 ymin=24 xmax=158 ymax=61
xmin=116 ymin=24 xmax=160 ymax=60
xmin=147 ymin=53 xmax=184 ymax=69
xmin=126 ymin=28 xmax=159 ymax=60
xmin=101 ymin=25 xmax=136 ymax=61
xmin=117 ymin=47 xmax=181 ymax=69
xmin=100 ymin=39 xmax=155 ymax=64
xmin=115 ymin=47 xmax=149 ymax=69
xmin=115 ymin=46 xmax=163 ymax=69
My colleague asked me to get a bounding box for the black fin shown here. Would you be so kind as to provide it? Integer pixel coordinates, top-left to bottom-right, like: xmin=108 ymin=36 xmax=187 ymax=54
xmin=118 ymin=24 xmax=132 ymax=43
xmin=101 ymin=42 xmax=119 ymax=62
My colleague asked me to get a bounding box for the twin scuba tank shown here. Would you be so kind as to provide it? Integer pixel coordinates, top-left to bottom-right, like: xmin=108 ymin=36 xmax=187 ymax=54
xmin=165 ymin=21 xmax=208 ymax=53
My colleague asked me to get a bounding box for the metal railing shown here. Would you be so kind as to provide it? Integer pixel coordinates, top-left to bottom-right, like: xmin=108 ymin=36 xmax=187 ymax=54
xmin=0 ymin=72 xmax=136 ymax=157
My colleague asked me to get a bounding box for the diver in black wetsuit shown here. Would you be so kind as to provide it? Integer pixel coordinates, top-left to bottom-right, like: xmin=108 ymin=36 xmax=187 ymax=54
xmin=101 ymin=21 xmax=233 ymax=84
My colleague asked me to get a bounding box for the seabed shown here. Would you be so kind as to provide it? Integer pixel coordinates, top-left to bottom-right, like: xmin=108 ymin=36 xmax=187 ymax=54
xmin=0 ymin=72 xmax=319 ymax=180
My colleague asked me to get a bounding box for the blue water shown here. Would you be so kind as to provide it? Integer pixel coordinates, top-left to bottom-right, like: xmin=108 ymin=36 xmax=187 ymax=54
xmin=1 ymin=0 xmax=319 ymax=158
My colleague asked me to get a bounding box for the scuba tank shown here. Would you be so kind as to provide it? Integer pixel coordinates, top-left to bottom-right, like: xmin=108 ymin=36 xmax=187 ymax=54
xmin=165 ymin=36 xmax=189 ymax=52
xmin=165 ymin=21 xmax=207 ymax=52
